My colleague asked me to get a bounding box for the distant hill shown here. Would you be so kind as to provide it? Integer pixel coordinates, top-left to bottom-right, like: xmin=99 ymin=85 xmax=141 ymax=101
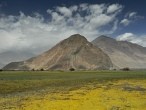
xmin=92 ymin=35 xmax=146 ymax=69
xmin=0 ymin=51 xmax=35 ymax=69
xmin=3 ymin=34 xmax=113 ymax=70
xmin=0 ymin=63 xmax=4 ymax=69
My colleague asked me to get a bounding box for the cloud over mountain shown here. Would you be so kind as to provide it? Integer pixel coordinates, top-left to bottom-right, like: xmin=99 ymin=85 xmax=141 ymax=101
xmin=0 ymin=3 xmax=144 ymax=56
xmin=0 ymin=3 xmax=123 ymax=54
xmin=117 ymin=33 xmax=146 ymax=47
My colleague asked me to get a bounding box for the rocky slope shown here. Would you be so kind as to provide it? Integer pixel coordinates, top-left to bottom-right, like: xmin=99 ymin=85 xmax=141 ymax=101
xmin=92 ymin=35 xmax=146 ymax=69
xmin=3 ymin=34 xmax=113 ymax=70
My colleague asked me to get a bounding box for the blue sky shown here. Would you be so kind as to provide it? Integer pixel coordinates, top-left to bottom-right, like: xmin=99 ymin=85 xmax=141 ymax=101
xmin=0 ymin=0 xmax=146 ymax=35
xmin=0 ymin=0 xmax=146 ymax=55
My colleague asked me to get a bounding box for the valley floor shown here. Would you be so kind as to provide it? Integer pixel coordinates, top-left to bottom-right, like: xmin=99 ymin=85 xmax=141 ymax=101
xmin=0 ymin=71 xmax=146 ymax=110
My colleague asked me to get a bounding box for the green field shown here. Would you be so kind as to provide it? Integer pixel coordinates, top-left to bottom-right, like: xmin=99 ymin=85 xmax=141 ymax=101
xmin=0 ymin=70 xmax=146 ymax=94
xmin=0 ymin=71 xmax=146 ymax=110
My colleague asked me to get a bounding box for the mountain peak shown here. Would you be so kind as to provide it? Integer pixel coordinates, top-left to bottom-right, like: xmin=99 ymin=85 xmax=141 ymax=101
xmin=96 ymin=35 xmax=115 ymax=41
xmin=92 ymin=35 xmax=146 ymax=69
xmin=92 ymin=35 xmax=116 ymax=45
xmin=68 ymin=34 xmax=87 ymax=41
xmin=60 ymin=34 xmax=88 ymax=46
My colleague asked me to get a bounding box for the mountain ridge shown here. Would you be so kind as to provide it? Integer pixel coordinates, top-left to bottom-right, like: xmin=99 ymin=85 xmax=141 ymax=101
xmin=92 ymin=35 xmax=146 ymax=69
xmin=3 ymin=34 xmax=146 ymax=70
xmin=0 ymin=51 xmax=35 ymax=69
xmin=3 ymin=34 xmax=113 ymax=70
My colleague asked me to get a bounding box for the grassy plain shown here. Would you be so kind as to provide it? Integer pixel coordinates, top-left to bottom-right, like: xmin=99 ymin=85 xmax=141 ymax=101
xmin=0 ymin=71 xmax=146 ymax=110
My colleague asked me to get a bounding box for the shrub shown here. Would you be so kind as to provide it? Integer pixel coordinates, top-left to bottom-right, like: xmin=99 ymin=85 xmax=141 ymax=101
xmin=122 ymin=67 xmax=130 ymax=71
xmin=113 ymin=69 xmax=117 ymax=71
xmin=69 ymin=68 xmax=75 ymax=71
xmin=0 ymin=69 xmax=3 ymax=72
xmin=32 ymin=69 xmax=35 ymax=71
xmin=40 ymin=68 xmax=44 ymax=71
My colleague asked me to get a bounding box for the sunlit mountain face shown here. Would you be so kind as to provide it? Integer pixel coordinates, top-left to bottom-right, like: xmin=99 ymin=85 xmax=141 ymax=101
xmin=3 ymin=34 xmax=113 ymax=70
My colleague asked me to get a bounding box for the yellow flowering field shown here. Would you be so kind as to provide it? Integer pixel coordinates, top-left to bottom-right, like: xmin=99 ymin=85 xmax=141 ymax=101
xmin=0 ymin=71 xmax=146 ymax=110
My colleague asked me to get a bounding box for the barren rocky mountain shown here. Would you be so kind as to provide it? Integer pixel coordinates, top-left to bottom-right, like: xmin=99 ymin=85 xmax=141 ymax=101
xmin=92 ymin=35 xmax=146 ymax=69
xmin=3 ymin=34 xmax=113 ymax=70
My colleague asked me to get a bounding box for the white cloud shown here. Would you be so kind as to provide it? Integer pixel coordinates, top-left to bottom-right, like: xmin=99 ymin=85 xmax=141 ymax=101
xmin=107 ymin=4 xmax=122 ymax=14
xmin=129 ymin=12 xmax=137 ymax=18
xmin=56 ymin=6 xmax=72 ymax=17
xmin=89 ymin=14 xmax=114 ymax=28
xmin=89 ymin=4 xmax=106 ymax=14
xmin=127 ymin=12 xmax=144 ymax=19
xmin=121 ymin=11 xmax=144 ymax=26
xmin=117 ymin=33 xmax=146 ymax=47
xmin=70 ymin=5 xmax=78 ymax=12
xmin=120 ymin=19 xmax=130 ymax=26
xmin=79 ymin=3 xmax=89 ymax=11
xmin=117 ymin=33 xmax=135 ymax=41
xmin=0 ymin=3 xmax=138 ymax=56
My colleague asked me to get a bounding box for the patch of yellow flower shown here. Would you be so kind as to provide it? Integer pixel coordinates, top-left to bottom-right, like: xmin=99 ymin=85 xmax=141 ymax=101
xmin=1 ymin=79 xmax=146 ymax=110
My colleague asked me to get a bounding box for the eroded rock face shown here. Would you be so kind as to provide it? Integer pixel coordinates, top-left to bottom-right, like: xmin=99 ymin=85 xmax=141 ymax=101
xmin=92 ymin=35 xmax=146 ymax=69
xmin=3 ymin=34 xmax=113 ymax=70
